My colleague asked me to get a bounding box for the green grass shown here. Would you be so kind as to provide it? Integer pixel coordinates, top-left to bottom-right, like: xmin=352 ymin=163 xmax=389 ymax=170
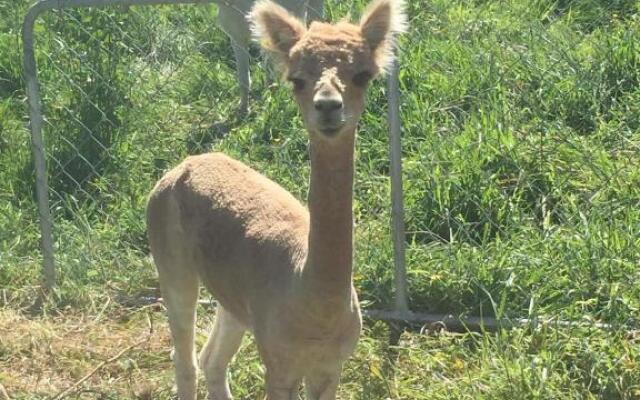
xmin=1 ymin=0 xmax=640 ymax=398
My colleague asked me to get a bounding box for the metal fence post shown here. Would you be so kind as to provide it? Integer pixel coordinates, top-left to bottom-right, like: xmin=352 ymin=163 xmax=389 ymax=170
xmin=23 ymin=3 xmax=56 ymax=291
xmin=387 ymin=59 xmax=409 ymax=314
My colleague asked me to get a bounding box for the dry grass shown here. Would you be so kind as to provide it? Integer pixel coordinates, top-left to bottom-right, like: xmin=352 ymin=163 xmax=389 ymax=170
xmin=0 ymin=306 xmax=174 ymax=399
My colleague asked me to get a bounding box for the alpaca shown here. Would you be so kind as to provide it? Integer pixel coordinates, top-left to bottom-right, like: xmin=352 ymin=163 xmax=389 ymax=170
xmin=146 ymin=0 xmax=406 ymax=398
xmin=215 ymin=0 xmax=324 ymax=114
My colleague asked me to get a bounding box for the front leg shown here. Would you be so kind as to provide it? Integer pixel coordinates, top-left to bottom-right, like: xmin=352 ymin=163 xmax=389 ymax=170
xmin=264 ymin=365 xmax=301 ymax=400
xmin=264 ymin=385 xmax=299 ymax=400
xmin=305 ymin=367 xmax=341 ymax=400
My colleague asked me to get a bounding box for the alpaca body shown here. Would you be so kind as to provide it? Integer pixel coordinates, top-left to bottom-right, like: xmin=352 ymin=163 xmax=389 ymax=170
xmin=147 ymin=152 xmax=361 ymax=399
xmin=148 ymin=152 xmax=360 ymax=341
xmin=148 ymin=152 xmax=308 ymax=325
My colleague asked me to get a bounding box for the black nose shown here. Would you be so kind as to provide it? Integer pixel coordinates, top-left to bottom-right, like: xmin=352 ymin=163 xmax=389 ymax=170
xmin=314 ymin=98 xmax=343 ymax=112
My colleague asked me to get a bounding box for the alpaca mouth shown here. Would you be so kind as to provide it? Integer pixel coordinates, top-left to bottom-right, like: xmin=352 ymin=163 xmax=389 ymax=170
xmin=318 ymin=125 xmax=343 ymax=137
xmin=317 ymin=119 xmax=345 ymax=137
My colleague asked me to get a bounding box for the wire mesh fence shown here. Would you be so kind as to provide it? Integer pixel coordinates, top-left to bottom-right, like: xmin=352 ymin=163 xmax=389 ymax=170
xmin=22 ymin=0 xmax=279 ymax=292
xmin=21 ymin=0 xmax=640 ymax=328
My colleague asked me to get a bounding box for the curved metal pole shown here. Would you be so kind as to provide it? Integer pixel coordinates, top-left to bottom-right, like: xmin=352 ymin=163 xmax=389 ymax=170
xmin=22 ymin=0 xmax=218 ymax=291
xmin=23 ymin=2 xmax=55 ymax=291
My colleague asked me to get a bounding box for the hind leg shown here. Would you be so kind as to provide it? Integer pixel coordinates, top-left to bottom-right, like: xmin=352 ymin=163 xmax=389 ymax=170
xmin=159 ymin=267 xmax=200 ymax=400
xmin=199 ymin=306 xmax=246 ymax=400
xmin=231 ymin=40 xmax=251 ymax=115
xmin=217 ymin=3 xmax=251 ymax=115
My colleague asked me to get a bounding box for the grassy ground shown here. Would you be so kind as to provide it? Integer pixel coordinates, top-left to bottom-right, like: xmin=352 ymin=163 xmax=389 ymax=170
xmin=1 ymin=0 xmax=640 ymax=398
xmin=2 ymin=304 xmax=638 ymax=399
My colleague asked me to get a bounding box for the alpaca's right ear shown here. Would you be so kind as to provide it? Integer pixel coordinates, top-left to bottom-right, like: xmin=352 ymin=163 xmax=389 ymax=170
xmin=249 ymin=0 xmax=306 ymax=57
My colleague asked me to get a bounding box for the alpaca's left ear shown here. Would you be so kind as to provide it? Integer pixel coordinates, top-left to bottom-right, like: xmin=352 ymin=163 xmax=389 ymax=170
xmin=359 ymin=0 xmax=407 ymax=71
xmin=250 ymin=0 xmax=307 ymax=58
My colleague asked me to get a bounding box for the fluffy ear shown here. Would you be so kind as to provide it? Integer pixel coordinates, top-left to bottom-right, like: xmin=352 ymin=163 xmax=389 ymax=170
xmin=359 ymin=0 xmax=407 ymax=71
xmin=249 ymin=0 xmax=306 ymax=57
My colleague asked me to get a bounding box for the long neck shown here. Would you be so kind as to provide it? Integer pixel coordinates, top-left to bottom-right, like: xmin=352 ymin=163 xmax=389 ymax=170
xmin=303 ymin=132 xmax=355 ymax=297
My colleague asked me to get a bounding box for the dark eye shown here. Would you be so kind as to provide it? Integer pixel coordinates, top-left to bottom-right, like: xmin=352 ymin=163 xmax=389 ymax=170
xmin=287 ymin=77 xmax=306 ymax=91
xmin=353 ymin=71 xmax=373 ymax=87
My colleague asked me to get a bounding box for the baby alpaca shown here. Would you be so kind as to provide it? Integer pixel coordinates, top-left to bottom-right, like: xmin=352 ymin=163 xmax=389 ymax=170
xmin=147 ymin=0 xmax=406 ymax=398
